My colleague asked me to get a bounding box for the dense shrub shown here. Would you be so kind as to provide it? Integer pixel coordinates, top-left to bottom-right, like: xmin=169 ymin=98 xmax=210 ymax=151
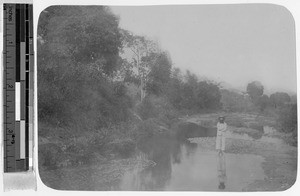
xmin=135 ymin=95 xmax=179 ymax=129
xmin=278 ymin=104 xmax=297 ymax=133
xmin=132 ymin=119 xmax=160 ymax=143
xmin=107 ymin=139 xmax=136 ymax=158
xmin=270 ymin=92 xmax=291 ymax=108
xmin=277 ymin=104 xmax=297 ymax=146
xmin=136 ymin=97 xmax=157 ymax=120
xmin=150 ymin=96 xmax=179 ymax=127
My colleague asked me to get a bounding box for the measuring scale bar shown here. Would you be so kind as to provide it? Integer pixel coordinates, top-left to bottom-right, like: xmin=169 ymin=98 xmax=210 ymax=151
xmin=3 ymin=3 xmax=34 ymax=172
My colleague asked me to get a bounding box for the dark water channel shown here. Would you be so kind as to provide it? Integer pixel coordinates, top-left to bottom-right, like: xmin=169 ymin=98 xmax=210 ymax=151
xmin=117 ymin=123 xmax=266 ymax=191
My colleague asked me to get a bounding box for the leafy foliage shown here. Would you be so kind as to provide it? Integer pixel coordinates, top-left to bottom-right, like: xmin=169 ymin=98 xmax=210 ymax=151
xmin=246 ymin=81 xmax=271 ymax=112
xmin=38 ymin=6 xmax=122 ymax=75
xmin=165 ymin=69 xmax=222 ymax=112
xmin=278 ymin=104 xmax=297 ymax=133
xmin=270 ymin=92 xmax=291 ymax=108
xmin=220 ymin=89 xmax=254 ymax=112
xmin=38 ymin=6 xmax=131 ymax=129
xmin=146 ymin=52 xmax=172 ymax=95
xmin=255 ymin=94 xmax=270 ymax=112
xmin=165 ymin=68 xmax=184 ymax=108
xmin=246 ymin=81 xmax=264 ymax=102
xmin=120 ymin=30 xmax=159 ymax=100
xmin=136 ymin=97 xmax=157 ymax=120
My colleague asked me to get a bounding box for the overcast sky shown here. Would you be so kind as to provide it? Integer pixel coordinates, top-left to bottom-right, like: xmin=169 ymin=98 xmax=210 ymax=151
xmin=110 ymin=4 xmax=296 ymax=94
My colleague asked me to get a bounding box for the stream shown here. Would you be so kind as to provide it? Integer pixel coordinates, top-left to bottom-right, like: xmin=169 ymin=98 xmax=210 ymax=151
xmin=115 ymin=124 xmax=279 ymax=191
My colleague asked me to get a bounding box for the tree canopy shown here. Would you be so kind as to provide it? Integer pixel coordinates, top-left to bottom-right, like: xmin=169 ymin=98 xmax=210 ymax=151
xmin=270 ymin=92 xmax=291 ymax=108
xmin=246 ymin=81 xmax=264 ymax=102
xmin=38 ymin=6 xmax=122 ymax=75
xmin=38 ymin=6 xmax=129 ymax=128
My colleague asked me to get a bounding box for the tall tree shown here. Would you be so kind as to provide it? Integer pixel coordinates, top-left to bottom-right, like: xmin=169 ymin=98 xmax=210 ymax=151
xmin=270 ymin=92 xmax=291 ymax=108
xmin=38 ymin=6 xmax=122 ymax=75
xmin=165 ymin=68 xmax=184 ymax=108
xmin=181 ymin=71 xmax=198 ymax=109
xmin=146 ymin=52 xmax=172 ymax=95
xmin=195 ymin=81 xmax=222 ymax=110
xmin=37 ymin=6 xmax=129 ymax=127
xmin=246 ymin=81 xmax=264 ymax=102
xmin=256 ymin=94 xmax=270 ymax=112
xmin=121 ymin=30 xmax=158 ymax=101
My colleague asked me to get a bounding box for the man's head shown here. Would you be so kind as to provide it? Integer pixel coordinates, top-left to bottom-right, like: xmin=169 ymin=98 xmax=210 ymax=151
xmin=218 ymin=116 xmax=225 ymax=123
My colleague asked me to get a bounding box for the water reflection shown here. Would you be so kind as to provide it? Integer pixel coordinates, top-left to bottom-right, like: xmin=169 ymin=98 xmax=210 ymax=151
xmin=217 ymin=152 xmax=227 ymax=190
xmin=120 ymin=134 xmax=196 ymax=190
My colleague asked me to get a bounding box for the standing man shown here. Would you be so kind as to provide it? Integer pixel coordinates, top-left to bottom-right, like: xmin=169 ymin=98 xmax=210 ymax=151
xmin=216 ymin=116 xmax=227 ymax=154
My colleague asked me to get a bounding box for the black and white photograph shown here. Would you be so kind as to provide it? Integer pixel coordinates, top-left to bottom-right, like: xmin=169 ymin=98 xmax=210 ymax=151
xmin=37 ymin=4 xmax=297 ymax=191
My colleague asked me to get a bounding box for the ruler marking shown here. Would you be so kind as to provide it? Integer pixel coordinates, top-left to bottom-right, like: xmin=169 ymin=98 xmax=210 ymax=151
xmin=21 ymin=81 xmax=26 ymax=120
xmin=21 ymin=43 xmax=26 ymax=80
xmin=16 ymin=4 xmax=20 ymax=83
xmin=20 ymin=4 xmax=25 ymax=43
xmin=4 ymin=3 xmax=32 ymax=172
xmin=15 ymin=83 xmax=20 ymax=120
xmin=15 ymin=121 xmax=20 ymax=161
xmin=20 ymin=121 xmax=25 ymax=159
xmin=4 ymin=4 xmax=15 ymax=172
